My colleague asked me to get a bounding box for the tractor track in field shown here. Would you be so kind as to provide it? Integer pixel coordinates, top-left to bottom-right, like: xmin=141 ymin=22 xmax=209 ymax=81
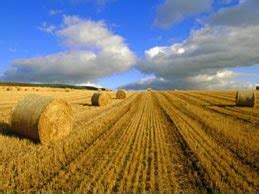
xmin=0 ymin=93 xmax=140 ymax=191
xmin=41 ymin=93 xmax=144 ymax=191
xmin=0 ymin=93 xmax=136 ymax=167
xmin=175 ymin=92 xmax=259 ymax=125
xmin=152 ymin=93 xmax=212 ymax=192
xmin=166 ymin=92 xmax=259 ymax=172
xmin=185 ymin=92 xmax=259 ymax=120
xmin=159 ymin=92 xmax=259 ymax=191
xmin=42 ymin=92 xmax=211 ymax=192
xmin=0 ymin=90 xmax=258 ymax=192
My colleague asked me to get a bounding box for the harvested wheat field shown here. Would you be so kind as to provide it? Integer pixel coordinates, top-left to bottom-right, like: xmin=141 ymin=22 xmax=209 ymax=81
xmin=0 ymin=87 xmax=258 ymax=192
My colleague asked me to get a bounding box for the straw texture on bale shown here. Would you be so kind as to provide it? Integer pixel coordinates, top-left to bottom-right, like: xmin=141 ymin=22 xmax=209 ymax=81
xmin=235 ymin=91 xmax=256 ymax=107
xmin=116 ymin=89 xmax=127 ymax=99
xmin=11 ymin=94 xmax=73 ymax=144
xmin=91 ymin=92 xmax=112 ymax=106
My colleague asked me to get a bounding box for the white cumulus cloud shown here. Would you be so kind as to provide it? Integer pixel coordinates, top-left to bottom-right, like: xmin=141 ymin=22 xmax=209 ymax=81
xmin=2 ymin=16 xmax=136 ymax=84
xmin=210 ymin=0 xmax=259 ymax=27
xmin=133 ymin=25 xmax=259 ymax=90
xmin=124 ymin=71 xmax=256 ymax=90
xmin=154 ymin=0 xmax=212 ymax=28
xmin=125 ymin=0 xmax=259 ymax=90
xmin=141 ymin=25 xmax=259 ymax=80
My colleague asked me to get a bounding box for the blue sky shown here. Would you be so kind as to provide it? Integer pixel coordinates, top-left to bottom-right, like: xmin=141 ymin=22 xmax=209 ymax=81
xmin=0 ymin=0 xmax=258 ymax=89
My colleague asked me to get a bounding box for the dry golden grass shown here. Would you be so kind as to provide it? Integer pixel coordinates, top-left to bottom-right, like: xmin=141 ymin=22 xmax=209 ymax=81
xmin=116 ymin=89 xmax=127 ymax=99
xmin=0 ymin=87 xmax=258 ymax=192
xmin=11 ymin=94 xmax=73 ymax=144
xmin=91 ymin=92 xmax=112 ymax=106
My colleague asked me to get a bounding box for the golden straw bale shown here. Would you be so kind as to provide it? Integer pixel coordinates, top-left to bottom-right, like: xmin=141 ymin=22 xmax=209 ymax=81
xmin=10 ymin=94 xmax=73 ymax=144
xmin=6 ymin=87 xmax=12 ymax=91
xmin=116 ymin=89 xmax=127 ymax=99
xmin=91 ymin=92 xmax=112 ymax=106
xmin=235 ymin=91 xmax=256 ymax=107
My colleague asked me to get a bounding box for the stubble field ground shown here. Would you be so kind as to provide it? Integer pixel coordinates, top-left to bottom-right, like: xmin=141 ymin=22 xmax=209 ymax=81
xmin=0 ymin=86 xmax=258 ymax=192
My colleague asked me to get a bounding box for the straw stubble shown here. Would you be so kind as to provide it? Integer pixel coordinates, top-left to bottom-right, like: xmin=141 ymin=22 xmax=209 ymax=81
xmin=10 ymin=94 xmax=73 ymax=144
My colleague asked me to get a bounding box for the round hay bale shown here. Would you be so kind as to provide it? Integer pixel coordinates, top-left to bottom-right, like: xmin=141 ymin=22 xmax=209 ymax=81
xmin=116 ymin=89 xmax=127 ymax=99
xmin=6 ymin=87 xmax=12 ymax=91
xmin=91 ymin=92 xmax=112 ymax=106
xmin=10 ymin=94 xmax=73 ymax=144
xmin=235 ymin=91 xmax=256 ymax=107
xmin=147 ymin=88 xmax=152 ymax=91
xmin=256 ymin=86 xmax=259 ymax=90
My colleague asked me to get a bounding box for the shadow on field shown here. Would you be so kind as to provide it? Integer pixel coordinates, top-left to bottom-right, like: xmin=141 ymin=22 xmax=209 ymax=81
xmin=204 ymin=104 xmax=236 ymax=107
xmin=0 ymin=122 xmax=15 ymax=137
xmin=78 ymin=103 xmax=93 ymax=107
xmin=0 ymin=122 xmax=38 ymax=143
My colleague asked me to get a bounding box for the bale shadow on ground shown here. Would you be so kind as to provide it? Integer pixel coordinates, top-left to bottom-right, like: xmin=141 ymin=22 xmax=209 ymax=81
xmin=0 ymin=122 xmax=15 ymax=137
xmin=78 ymin=103 xmax=93 ymax=107
xmin=0 ymin=122 xmax=39 ymax=143
xmin=204 ymin=104 xmax=236 ymax=107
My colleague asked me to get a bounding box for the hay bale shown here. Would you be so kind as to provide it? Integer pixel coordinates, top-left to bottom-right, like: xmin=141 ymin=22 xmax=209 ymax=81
xmin=256 ymin=86 xmax=259 ymax=90
xmin=235 ymin=91 xmax=256 ymax=107
xmin=116 ymin=89 xmax=127 ymax=99
xmin=91 ymin=92 xmax=112 ymax=106
xmin=10 ymin=94 xmax=73 ymax=144
xmin=65 ymin=88 xmax=70 ymax=92
xmin=147 ymin=88 xmax=152 ymax=91
xmin=6 ymin=87 xmax=12 ymax=91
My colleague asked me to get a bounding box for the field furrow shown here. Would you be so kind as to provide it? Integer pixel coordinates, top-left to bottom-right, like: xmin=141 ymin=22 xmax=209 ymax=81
xmin=0 ymin=93 xmax=139 ymax=191
xmin=0 ymin=88 xmax=258 ymax=192
xmin=172 ymin=92 xmax=259 ymax=171
xmin=187 ymin=92 xmax=259 ymax=118
xmin=159 ymin=92 xmax=259 ymax=192
xmin=42 ymin=94 xmax=142 ymax=191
